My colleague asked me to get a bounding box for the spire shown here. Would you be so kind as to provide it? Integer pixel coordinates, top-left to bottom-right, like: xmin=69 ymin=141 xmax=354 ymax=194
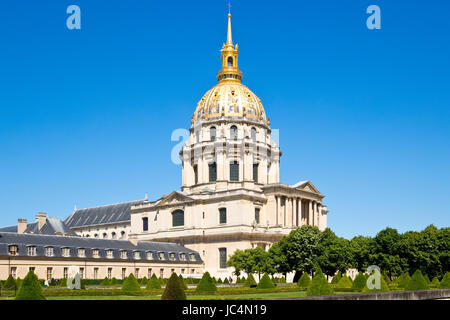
xmin=227 ymin=3 xmax=233 ymax=45
xmin=217 ymin=3 xmax=242 ymax=83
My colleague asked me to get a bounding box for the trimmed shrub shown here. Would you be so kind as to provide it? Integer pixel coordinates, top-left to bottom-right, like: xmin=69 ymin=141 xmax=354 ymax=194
xmin=362 ymin=272 xmax=390 ymax=293
xmin=59 ymin=278 xmax=67 ymax=287
xmin=162 ymin=273 xmax=186 ymax=300
xmin=16 ymin=277 xmax=23 ymax=290
xmin=438 ymin=272 xmax=450 ymax=289
xmin=245 ymin=274 xmax=257 ymax=287
xmin=179 ymin=274 xmax=188 ymax=290
xmin=424 ymin=274 xmax=431 ymax=284
xmin=306 ymin=268 xmax=334 ymax=296
xmin=430 ymin=277 xmax=440 ymax=288
xmin=111 ymin=277 xmax=119 ymax=285
xmin=257 ymin=273 xmax=275 ymax=289
xmin=297 ymin=272 xmax=311 ymax=289
xmin=100 ymin=277 xmax=111 ymax=286
xmin=383 ymin=274 xmax=391 ymax=285
xmin=336 ymin=275 xmax=353 ymax=288
xmin=15 ymin=271 xmax=46 ymax=300
xmin=331 ymin=271 xmax=342 ymax=284
xmin=406 ymin=270 xmax=428 ymax=290
xmin=121 ymin=273 xmax=141 ymax=293
xmin=146 ymin=274 xmax=162 ymax=290
xmin=279 ymin=277 xmax=286 ymax=283
xmin=397 ymin=272 xmax=411 ymax=289
xmin=223 ymin=278 xmax=230 ymax=284
xmin=4 ymin=275 xmax=16 ymax=290
xmin=217 ymin=278 xmax=223 ymax=284
xmin=195 ymin=272 xmax=217 ymax=293
xmin=352 ymin=273 xmax=366 ymax=290
xmin=49 ymin=278 xmax=57 ymax=286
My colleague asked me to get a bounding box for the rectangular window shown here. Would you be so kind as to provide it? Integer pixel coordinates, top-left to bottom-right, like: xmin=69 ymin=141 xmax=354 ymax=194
xmin=78 ymin=248 xmax=86 ymax=258
xmin=63 ymin=267 xmax=68 ymax=279
xmin=172 ymin=210 xmax=184 ymax=227
xmin=27 ymin=246 xmax=36 ymax=256
xmin=219 ymin=208 xmax=227 ymax=224
xmin=180 ymin=253 xmax=186 ymax=261
xmin=209 ymin=162 xmax=217 ymax=182
xmin=230 ymin=161 xmax=239 ymax=181
xmin=93 ymin=249 xmax=99 ymax=258
xmin=107 ymin=250 xmax=113 ymax=259
xmin=47 ymin=267 xmax=53 ymax=281
xmin=62 ymin=247 xmax=70 ymax=257
xmin=181 ymin=268 xmax=185 ymax=274
xmin=189 ymin=253 xmax=196 ymax=261
xmin=122 ymin=268 xmax=126 ymax=280
xmin=29 ymin=267 xmax=35 ymax=273
xmin=191 ymin=269 xmax=195 ymax=274
xmin=10 ymin=267 xmax=17 ymax=279
xmin=135 ymin=268 xmax=139 ymax=278
xmin=120 ymin=251 xmax=127 ymax=259
xmin=80 ymin=268 xmax=84 ymax=279
xmin=45 ymin=247 xmax=54 ymax=257
xmin=134 ymin=251 xmax=140 ymax=260
xmin=142 ymin=217 xmax=149 ymax=231
xmin=8 ymin=245 xmax=18 ymax=256
xmin=194 ymin=165 xmax=198 ymax=185
xmin=160 ymin=269 xmax=164 ymax=278
xmin=255 ymin=208 xmax=260 ymax=224
xmin=169 ymin=253 xmax=175 ymax=261
xmin=146 ymin=251 xmax=153 ymax=260
xmin=253 ymin=163 xmax=259 ymax=182
xmin=94 ymin=268 xmax=99 ymax=279
xmin=159 ymin=252 xmax=165 ymax=260
xmin=171 ymin=269 xmax=175 ymax=274
xmin=108 ymin=268 xmax=112 ymax=279
xmin=148 ymin=268 xmax=152 ymax=278
xmin=219 ymin=248 xmax=227 ymax=269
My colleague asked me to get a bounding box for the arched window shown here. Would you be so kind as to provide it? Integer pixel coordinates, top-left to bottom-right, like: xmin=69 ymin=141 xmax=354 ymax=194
xmin=121 ymin=231 xmax=126 ymax=239
xmin=251 ymin=127 xmax=257 ymax=141
xmin=210 ymin=127 xmax=216 ymax=141
xmin=230 ymin=161 xmax=239 ymax=181
xmin=209 ymin=162 xmax=217 ymax=182
xmin=230 ymin=125 xmax=238 ymax=140
xmin=111 ymin=232 xmax=117 ymax=239
xmin=172 ymin=210 xmax=184 ymax=227
xmin=227 ymin=57 xmax=233 ymax=67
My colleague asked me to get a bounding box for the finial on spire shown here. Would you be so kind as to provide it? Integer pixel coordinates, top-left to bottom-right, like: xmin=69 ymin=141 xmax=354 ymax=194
xmin=226 ymin=2 xmax=233 ymax=45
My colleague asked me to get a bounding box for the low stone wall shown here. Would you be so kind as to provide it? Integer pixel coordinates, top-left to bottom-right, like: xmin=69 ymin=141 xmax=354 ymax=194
xmin=281 ymin=289 xmax=450 ymax=300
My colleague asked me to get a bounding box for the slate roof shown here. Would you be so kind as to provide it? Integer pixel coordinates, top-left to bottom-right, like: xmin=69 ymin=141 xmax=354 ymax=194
xmin=0 ymin=232 xmax=202 ymax=263
xmin=64 ymin=200 xmax=148 ymax=228
xmin=0 ymin=217 xmax=77 ymax=236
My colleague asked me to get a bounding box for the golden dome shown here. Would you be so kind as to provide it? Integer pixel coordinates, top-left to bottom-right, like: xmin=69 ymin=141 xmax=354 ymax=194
xmin=192 ymin=9 xmax=267 ymax=125
xmin=193 ymin=82 xmax=267 ymax=124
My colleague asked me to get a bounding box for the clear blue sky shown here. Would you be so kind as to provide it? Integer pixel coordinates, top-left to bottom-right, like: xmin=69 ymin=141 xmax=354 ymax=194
xmin=0 ymin=1 xmax=449 ymax=239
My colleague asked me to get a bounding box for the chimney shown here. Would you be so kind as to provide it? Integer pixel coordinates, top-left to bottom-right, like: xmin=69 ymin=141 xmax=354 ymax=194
xmin=36 ymin=212 xmax=47 ymax=230
xmin=17 ymin=219 xmax=27 ymax=234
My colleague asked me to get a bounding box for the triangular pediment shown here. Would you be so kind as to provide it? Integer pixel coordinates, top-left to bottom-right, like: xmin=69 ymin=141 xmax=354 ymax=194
xmin=292 ymin=181 xmax=322 ymax=195
xmin=156 ymin=191 xmax=194 ymax=206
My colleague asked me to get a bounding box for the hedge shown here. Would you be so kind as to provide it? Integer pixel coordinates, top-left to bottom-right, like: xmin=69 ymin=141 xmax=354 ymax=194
xmin=336 ymin=275 xmax=353 ymax=289
xmin=257 ymin=273 xmax=275 ymax=289
xmin=147 ymin=274 xmax=162 ymax=290
xmin=297 ymin=272 xmax=311 ymax=289
xmin=121 ymin=274 xmax=141 ymax=293
xmin=195 ymin=272 xmax=217 ymax=293
xmin=352 ymin=273 xmax=366 ymax=291
xmin=406 ymin=270 xmax=428 ymax=290
xmin=306 ymin=268 xmax=334 ymax=296
xmin=245 ymin=274 xmax=257 ymax=287
xmin=438 ymin=272 xmax=450 ymax=289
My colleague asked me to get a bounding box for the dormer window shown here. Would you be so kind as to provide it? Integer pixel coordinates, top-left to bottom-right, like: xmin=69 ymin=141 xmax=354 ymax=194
xmin=45 ymin=247 xmax=54 ymax=257
xmin=62 ymin=247 xmax=70 ymax=257
xmin=189 ymin=253 xmax=196 ymax=261
xmin=107 ymin=250 xmax=114 ymax=259
xmin=159 ymin=252 xmax=165 ymax=260
xmin=78 ymin=248 xmax=86 ymax=258
xmin=92 ymin=249 xmax=99 ymax=258
xmin=134 ymin=251 xmax=141 ymax=260
xmin=120 ymin=250 xmax=127 ymax=259
xmin=169 ymin=253 xmax=175 ymax=261
xmin=9 ymin=245 xmax=18 ymax=256
xmin=146 ymin=251 xmax=154 ymax=260
xmin=27 ymin=246 xmax=37 ymax=256
xmin=180 ymin=253 xmax=186 ymax=261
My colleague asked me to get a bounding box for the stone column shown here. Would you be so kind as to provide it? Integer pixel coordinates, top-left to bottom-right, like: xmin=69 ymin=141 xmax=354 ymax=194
xmin=317 ymin=205 xmax=322 ymax=230
xmin=308 ymin=200 xmax=313 ymax=226
xmin=283 ymin=197 xmax=287 ymax=226
xmin=293 ymin=198 xmax=297 ymax=227
xmin=298 ymin=198 xmax=303 ymax=225
xmin=276 ymin=196 xmax=281 ymax=226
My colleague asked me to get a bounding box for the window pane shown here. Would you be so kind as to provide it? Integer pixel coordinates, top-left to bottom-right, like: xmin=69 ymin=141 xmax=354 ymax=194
xmin=253 ymin=163 xmax=258 ymax=182
xmin=255 ymin=208 xmax=260 ymax=224
xmin=210 ymin=127 xmax=216 ymax=140
xmin=230 ymin=126 xmax=238 ymax=140
xmin=230 ymin=161 xmax=239 ymax=181
xmin=219 ymin=248 xmax=227 ymax=269
xmin=219 ymin=208 xmax=227 ymax=224
xmin=142 ymin=217 xmax=148 ymax=231
xmin=172 ymin=210 xmax=184 ymax=227
xmin=209 ymin=162 xmax=217 ymax=182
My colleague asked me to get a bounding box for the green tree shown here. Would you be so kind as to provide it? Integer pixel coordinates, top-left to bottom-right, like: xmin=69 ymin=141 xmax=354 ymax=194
xmin=257 ymin=273 xmax=275 ymax=289
xmin=4 ymin=275 xmax=16 ymax=290
xmin=161 ymin=273 xmax=186 ymax=300
xmin=297 ymin=272 xmax=311 ymax=289
xmin=330 ymin=271 xmax=341 ymax=284
xmin=347 ymin=236 xmax=373 ymax=272
xmin=196 ymin=272 xmax=217 ymax=293
xmin=317 ymin=229 xmax=349 ymax=278
xmin=396 ymin=272 xmax=411 ymax=289
xmin=438 ymin=272 xmax=450 ymax=289
xmin=146 ymin=274 xmax=162 ymax=290
xmin=406 ymin=270 xmax=428 ymax=290
xmin=245 ymin=274 xmax=257 ymax=287
xmin=336 ymin=275 xmax=353 ymax=288
xmin=121 ymin=273 xmax=141 ymax=293
xmin=352 ymin=272 xmax=367 ymax=290
xmin=306 ymin=268 xmax=334 ymax=296
xmin=223 ymin=278 xmax=230 ymax=284
xmin=15 ymin=271 xmax=46 ymax=300
xmin=100 ymin=277 xmax=111 ymax=286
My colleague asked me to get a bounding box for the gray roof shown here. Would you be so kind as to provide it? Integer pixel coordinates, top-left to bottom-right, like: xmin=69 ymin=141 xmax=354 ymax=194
xmin=65 ymin=200 xmax=148 ymax=228
xmin=0 ymin=217 xmax=77 ymax=236
xmin=0 ymin=232 xmax=202 ymax=263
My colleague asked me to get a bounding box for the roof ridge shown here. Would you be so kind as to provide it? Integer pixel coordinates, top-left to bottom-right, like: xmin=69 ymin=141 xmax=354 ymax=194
xmin=74 ymin=199 xmax=147 ymax=212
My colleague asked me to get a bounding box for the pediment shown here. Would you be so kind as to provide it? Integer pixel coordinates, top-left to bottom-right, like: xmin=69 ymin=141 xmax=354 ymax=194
xmin=157 ymin=191 xmax=194 ymax=206
xmin=293 ymin=181 xmax=322 ymax=195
